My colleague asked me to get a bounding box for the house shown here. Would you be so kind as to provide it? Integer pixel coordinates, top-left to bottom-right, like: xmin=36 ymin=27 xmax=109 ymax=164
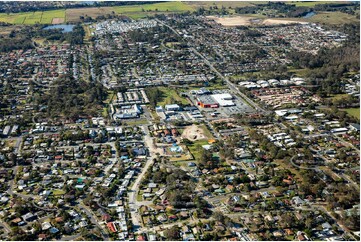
xmin=42 ymin=222 xmax=52 ymax=230
xmin=165 ymin=104 xmax=180 ymax=111
xmin=101 ymin=213 xmax=111 ymax=222
xmin=49 ymin=227 xmax=59 ymax=234
xmin=225 ymin=185 xmax=234 ymax=193
xmin=349 ymin=123 xmax=360 ymax=132
xmin=148 ymin=183 xmax=157 ymax=189
xmin=292 ymin=196 xmax=304 ymax=206
xmin=107 ymin=222 xmax=117 ymax=233
xmin=296 ymin=231 xmax=310 ymax=241
xmin=22 ymin=212 xmax=36 ymax=222
xmin=38 ymin=234 xmax=47 ymax=240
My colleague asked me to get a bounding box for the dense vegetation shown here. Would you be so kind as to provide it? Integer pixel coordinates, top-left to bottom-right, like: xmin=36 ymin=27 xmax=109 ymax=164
xmin=37 ymin=24 xmax=85 ymax=45
xmin=235 ymin=2 xmax=312 ymax=17
xmin=145 ymin=87 xmax=163 ymax=109
xmin=0 ymin=35 xmax=33 ymax=52
xmin=0 ymin=24 xmax=85 ymax=53
xmin=35 ymin=75 xmax=107 ymax=120
xmin=0 ymin=1 xmax=164 ymax=14
xmin=288 ymin=22 xmax=360 ymax=96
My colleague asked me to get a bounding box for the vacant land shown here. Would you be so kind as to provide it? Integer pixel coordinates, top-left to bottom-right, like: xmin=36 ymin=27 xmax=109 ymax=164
xmin=307 ymin=11 xmax=359 ymax=25
xmin=186 ymin=1 xmax=255 ymax=9
xmin=342 ymin=108 xmax=360 ymax=120
xmin=182 ymin=124 xmax=211 ymax=141
xmin=207 ymin=16 xmax=254 ymax=26
xmin=52 ymin=18 xmax=65 ymax=24
xmin=208 ymin=15 xmax=307 ymax=26
xmin=42 ymin=9 xmax=65 ymax=23
xmin=65 ymin=7 xmax=114 ymax=22
xmin=262 ymin=18 xmax=308 ymax=25
xmin=113 ymin=2 xmax=194 ymax=19
xmin=187 ymin=140 xmax=210 ymax=161
xmin=285 ymin=1 xmax=352 ymax=7
xmin=157 ymin=87 xmax=190 ymax=107
xmin=0 ymin=2 xmax=193 ymax=24
xmin=0 ymin=9 xmax=65 ymax=24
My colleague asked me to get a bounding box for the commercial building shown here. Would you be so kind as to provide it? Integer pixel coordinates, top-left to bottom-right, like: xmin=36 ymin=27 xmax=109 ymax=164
xmin=211 ymin=93 xmax=235 ymax=107
xmin=165 ymin=104 xmax=180 ymax=112
xmin=197 ymin=95 xmax=219 ymax=108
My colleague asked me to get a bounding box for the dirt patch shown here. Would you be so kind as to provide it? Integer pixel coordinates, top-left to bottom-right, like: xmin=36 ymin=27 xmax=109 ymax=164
xmin=66 ymin=7 xmax=114 ymax=22
xmin=181 ymin=124 xmax=208 ymax=141
xmin=207 ymin=16 xmax=308 ymax=26
xmin=207 ymin=16 xmax=254 ymax=26
xmin=262 ymin=19 xmax=308 ymax=25
xmin=52 ymin=18 xmax=64 ymax=24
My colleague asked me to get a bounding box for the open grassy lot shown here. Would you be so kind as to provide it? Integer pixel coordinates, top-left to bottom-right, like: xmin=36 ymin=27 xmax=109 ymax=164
xmin=187 ymin=140 xmax=210 ymax=162
xmin=288 ymin=68 xmax=311 ymax=77
xmin=42 ymin=9 xmax=65 ymax=23
xmin=199 ymin=124 xmax=214 ymax=139
xmin=285 ymin=1 xmax=352 ymax=7
xmin=342 ymin=108 xmax=360 ymax=120
xmin=65 ymin=7 xmax=114 ymax=22
xmin=0 ymin=9 xmax=65 ymax=24
xmin=308 ymin=11 xmax=359 ymax=25
xmin=113 ymin=2 xmax=194 ymax=19
xmin=157 ymin=87 xmax=190 ymax=107
xmin=122 ymin=119 xmax=149 ymax=126
xmin=276 ymin=11 xmax=358 ymax=25
xmin=185 ymin=1 xmax=255 ymax=9
xmin=52 ymin=189 xmax=66 ymax=196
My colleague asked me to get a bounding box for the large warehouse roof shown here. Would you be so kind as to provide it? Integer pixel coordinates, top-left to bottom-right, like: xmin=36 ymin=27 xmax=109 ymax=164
xmin=211 ymin=93 xmax=235 ymax=107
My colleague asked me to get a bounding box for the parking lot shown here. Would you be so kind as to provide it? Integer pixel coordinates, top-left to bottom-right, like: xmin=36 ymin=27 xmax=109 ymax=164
xmin=190 ymin=89 xmax=255 ymax=120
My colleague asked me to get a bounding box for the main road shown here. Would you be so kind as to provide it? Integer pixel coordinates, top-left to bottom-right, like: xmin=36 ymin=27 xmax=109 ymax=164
xmin=155 ymin=18 xmax=266 ymax=113
xmin=128 ymin=125 xmax=157 ymax=232
xmin=78 ymin=201 xmax=109 ymax=240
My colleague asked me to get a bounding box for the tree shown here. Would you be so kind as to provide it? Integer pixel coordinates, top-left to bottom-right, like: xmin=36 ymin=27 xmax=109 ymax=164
xmin=164 ymin=226 xmax=180 ymax=241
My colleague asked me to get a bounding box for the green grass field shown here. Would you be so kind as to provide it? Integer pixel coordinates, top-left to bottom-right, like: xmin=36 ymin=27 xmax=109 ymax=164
xmin=286 ymin=1 xmax=352 ymax=7
xmin=0 ymin=1 xmax=358 ymax=24
xmin=186 ymin=1 xmax=255 ymax=9
xmin=157 ymin=87 xmax=190 ymax=107
xmin=113 ymin=2 xmax=194 ymax=19
xmin=0 ymin=9 xmax=65 ymax=24
xmin=308 ymin=11 xmax=359 ymax=25
xmin=187 ymin=140 xmax=210 ymax=162
xmin=342 ymin=108 xmax=360 ymax=120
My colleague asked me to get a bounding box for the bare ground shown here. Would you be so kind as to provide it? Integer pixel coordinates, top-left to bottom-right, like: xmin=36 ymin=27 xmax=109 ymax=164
xmin=181 ymin=124 xmax=207 ymax=141
xmin=207 ymin=15 xmax=308 ymax=26
xmin=52 ymin=17 xmax=65 ymax=24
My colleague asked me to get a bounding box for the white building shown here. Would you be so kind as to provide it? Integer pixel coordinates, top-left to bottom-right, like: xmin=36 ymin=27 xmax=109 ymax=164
xmin=211 ymin=93 xmax=235 ymax=107
xmin=165 ymin=104 xmax=180 ymax=111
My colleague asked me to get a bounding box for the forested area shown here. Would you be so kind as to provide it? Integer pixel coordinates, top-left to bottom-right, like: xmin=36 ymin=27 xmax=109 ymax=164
xmin=288 ymin=22 xmax=360 ymax=96
xmin=0 ymin=35 xmax=33 ymax=52
xmin=145 ymin=87 xmax=163 ymax=109
xmin=0 ymin=1 xmax=163 ymax=14
xmin=235 ymin=2 xmax=312 ymax=18
xmin=35 ymin=75 xmax=107 ymax=120
xmin=0 ymin=24 xmax=85 ymax=53
xmin=36 ymin=24 xmax=85 ymax=45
